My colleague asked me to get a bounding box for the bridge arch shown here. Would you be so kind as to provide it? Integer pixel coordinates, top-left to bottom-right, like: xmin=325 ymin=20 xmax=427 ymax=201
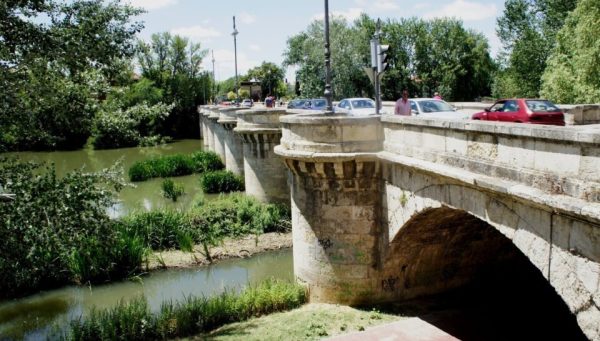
xmin=379 ymin=205 xmax=586 ymax=339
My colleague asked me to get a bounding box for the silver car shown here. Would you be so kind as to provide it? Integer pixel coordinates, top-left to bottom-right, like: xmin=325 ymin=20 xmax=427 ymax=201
xmin=334 ymin=98 xmax=378 ymax=116
xmin=409 ymin=98 xmax=469 ymax=119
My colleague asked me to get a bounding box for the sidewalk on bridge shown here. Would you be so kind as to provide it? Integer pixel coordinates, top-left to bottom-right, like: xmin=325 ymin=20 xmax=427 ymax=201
xmin=325 ymin=317 xmax=460 ymax=341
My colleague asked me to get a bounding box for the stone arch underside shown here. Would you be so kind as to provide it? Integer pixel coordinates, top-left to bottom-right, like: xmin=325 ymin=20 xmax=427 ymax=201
xmin=381 ymin=164 xmax=598 ymax=339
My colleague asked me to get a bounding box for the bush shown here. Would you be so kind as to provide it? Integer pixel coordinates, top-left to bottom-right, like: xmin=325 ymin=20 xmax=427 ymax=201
xmin=0 ymin=158 xmax=144 ymax=298
xmin=63 ymin=279 xmax=307 ymax=340
xmin=161 ymin=179 xmax=185 ymax=202
xmin=128 ymin=151 xmax=223 ymax=182
xmin=200 ymin=170 xmax=244 ymax=194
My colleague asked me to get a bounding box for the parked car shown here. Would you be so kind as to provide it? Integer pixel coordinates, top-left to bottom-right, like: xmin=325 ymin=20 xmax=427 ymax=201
xmin=241 ymin=99 xmax=253 ymax=107
xmin=287 ymin=99 xmax=308 ymax=109
xmin=304 ymin=98 xmax=327 ymax=111
xmin=472 ymin=99 xmax=565 ymax=126
xmin=408 ymin=98 xmax=470 ymax=119
xmin=334 ymin=98 xmax=377 ymax=116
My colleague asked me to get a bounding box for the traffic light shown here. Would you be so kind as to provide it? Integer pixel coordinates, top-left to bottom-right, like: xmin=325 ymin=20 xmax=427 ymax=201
xmin=377 ymin=44 xmax=389 ymax=73
xmin=370 ymin=39 xmax=378 ymax=69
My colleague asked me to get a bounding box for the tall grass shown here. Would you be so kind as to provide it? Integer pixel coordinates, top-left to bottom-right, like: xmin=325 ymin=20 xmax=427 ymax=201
xmin=128 ymin=151 xmax=224 ymax=182
xmin=63 ymin=279 xmax=307 ymax=340
xmin=161 ymin=178 xmax=185 ymax=202
xmin=200 ymin=170 xmax=245 ymax=194
xmin=118 ymin=210 xmax=194 ymax=251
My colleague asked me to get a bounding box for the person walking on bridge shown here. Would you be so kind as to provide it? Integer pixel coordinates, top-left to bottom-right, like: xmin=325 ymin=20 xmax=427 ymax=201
xmin=395 ymin=89 xmax=411 ymax=116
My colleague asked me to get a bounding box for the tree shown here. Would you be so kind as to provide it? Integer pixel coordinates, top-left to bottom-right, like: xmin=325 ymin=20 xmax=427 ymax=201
xmin=283 ymin=14 xmax=494 ymax=101
xmin=0 ymin=0 xmax=143 ymax=151
xmin=494 ymin=0 xmax=577 ymax=98
xmin=541 ymin=0 xmax=600 ymax=103
xmin=245 ymin=62 xmax=285 ymax=99
xmin=137 ymin=33 xmax=211 ymax=138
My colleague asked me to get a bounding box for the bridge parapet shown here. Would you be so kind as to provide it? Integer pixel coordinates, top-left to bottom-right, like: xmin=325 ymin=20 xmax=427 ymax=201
xmin=381 ymin=116 xmax=600 ymax=206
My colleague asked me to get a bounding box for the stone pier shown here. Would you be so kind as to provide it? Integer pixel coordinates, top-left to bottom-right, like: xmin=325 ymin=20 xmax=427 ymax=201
xmin=201 ymin=106 xmax=215 ymax=150
xmin=208 ymin=108 xmax=226 ymax=162
xmin=235 ymin=108 xmax=290 ymax=205
xmin=218 ymin=107 xmax=247 ymax=176
xmin=275 ymin=113 xmax=384 ymax=304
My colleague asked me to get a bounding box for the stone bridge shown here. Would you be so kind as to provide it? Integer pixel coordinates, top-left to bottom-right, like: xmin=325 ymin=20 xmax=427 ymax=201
xmin=199 ymin=106 xmax=600 ymax=339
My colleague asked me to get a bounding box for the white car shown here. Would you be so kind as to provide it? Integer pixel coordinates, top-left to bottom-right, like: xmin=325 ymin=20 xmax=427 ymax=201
xmin=241 ymin=99 xmax=253 ymax=107
xmin=409 ymin=98 xmax=469 ymax=119
xmin=334 ymin=98 xmax=378 ymax=116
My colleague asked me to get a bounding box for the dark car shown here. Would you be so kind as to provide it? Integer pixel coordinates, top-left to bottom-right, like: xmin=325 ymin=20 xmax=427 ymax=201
xmin=303 ymin=98 xmax=327 ymax=110
xmin=287 ymin=99 xmax=308 ymax=109
xmin=472 ymin=99 xmax=565 ymax=126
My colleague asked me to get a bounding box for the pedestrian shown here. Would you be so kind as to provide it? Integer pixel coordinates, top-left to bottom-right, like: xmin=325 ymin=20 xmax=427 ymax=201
xmin=265 ymin=94 xmax=273 ymax=108
xmin=433 ymin=92 xmax=442 ymax=100
xmin=394 ymin=89 xmax=411 ymax=116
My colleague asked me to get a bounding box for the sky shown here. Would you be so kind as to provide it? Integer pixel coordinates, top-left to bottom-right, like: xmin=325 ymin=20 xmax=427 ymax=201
xmin=129 ymin=0 xmax=505 ymax=82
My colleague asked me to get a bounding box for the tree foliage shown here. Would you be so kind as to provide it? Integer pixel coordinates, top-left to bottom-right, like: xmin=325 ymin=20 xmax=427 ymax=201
xmin=137 ymin=33 xmax=211 ymax=138
xmin=283 ymin=14 xmax=494 ymax=101
xmin=540 ymin=0 xmax=600 ymax=103
xmin=494 ymin=0 xmax=577 ymax=98
xmin=244 ymin=62 xmax=286 ymax=99
xmin=0 ymin=0 xmax=143 ymax=151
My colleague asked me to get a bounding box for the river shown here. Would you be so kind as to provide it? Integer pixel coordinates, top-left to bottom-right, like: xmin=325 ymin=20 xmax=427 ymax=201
xmin=0 ymin=249 xmax=293 ymax=340
xmin=3 ymin=140 xmax=215 ymax=218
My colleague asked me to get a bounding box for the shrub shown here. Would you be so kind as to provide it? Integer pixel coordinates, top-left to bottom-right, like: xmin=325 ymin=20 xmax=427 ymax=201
xmin=161 ymin=179 xmax=185 ymax=202
xmin=128 ymin=151 xmax=223 ymax=182
xmin=200 ymin=170 xmax=244 ymax=194
xmin=63 ymin=279 xmax=307 ymax=340
xmin=0 ymin=158 xmax=144 ymax=297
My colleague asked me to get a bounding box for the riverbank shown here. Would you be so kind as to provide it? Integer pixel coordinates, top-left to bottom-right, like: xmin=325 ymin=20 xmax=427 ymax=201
xmin=187 ymin=303 xmax=403 ymax=340
xmin=147 ymin=232 xmax=292 ymax=269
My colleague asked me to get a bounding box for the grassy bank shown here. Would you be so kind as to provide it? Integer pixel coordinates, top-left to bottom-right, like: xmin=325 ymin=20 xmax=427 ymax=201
xmin=192 ymin=303 xmax=401 ymax=341
xmin=61 ymin=280 xmax=307 ymax=341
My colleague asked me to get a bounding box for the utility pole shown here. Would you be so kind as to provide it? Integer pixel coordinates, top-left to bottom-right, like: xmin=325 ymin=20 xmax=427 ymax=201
xmin=323 ymin=0 xmax=333 ymax=113
xmin=211 ymin=49 xmax=215 ymax=104
xmin=232 ymin=16 xmax=239 ymax=103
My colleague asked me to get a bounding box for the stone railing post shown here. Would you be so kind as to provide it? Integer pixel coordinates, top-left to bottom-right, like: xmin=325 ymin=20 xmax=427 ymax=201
xmin=234 ymin=108 xmax=289 ymax=205
xmin=218 ymin=107 xmax=248 ymax=176
xmin=274 ymin=113 xmax=384 ymax=304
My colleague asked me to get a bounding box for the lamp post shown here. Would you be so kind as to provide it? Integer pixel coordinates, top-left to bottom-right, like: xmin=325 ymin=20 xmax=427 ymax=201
xmin=232 ymin=16 xmax=239 ymax=103
xmin=323 ymin=0 xmax=333 ymax=113
xmin=211 ymin=49 xmax=215 ymax=104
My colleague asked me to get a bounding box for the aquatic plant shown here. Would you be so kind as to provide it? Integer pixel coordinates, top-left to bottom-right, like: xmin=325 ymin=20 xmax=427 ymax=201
xmin=63 ymin=279 xmax=307 ymax=340
xmin=128 ymin=151 xmax=223 ymax=182
xmin=161 ymin=178 xmax=185 ymax=202
xmin=199 ymin=170 xmax=244 ymax=194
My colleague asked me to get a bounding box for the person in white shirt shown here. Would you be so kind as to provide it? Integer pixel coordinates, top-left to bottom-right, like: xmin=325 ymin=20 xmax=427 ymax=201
xmin=395 ymin=89 xmax=411 ymax=116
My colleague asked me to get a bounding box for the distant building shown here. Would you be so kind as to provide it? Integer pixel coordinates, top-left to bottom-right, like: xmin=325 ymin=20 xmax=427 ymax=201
xmin=240 ymin=79 xmax=261 ymax=101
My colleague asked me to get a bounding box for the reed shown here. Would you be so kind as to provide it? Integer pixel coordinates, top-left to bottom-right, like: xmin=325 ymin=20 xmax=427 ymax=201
xmin=64 ymin=279 xmax=307 ymax=340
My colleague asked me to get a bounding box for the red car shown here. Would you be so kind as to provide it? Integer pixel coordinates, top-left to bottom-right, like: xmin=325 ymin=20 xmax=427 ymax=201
xmin=472 ymin=99 xmax=565 ymax=126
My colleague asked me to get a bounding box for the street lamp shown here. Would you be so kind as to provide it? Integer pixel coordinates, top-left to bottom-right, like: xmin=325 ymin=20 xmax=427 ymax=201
xmin=323 ymin=0 xmax=333 ymax=113
xmin=232 ymin=16 xmax=239 ymax=103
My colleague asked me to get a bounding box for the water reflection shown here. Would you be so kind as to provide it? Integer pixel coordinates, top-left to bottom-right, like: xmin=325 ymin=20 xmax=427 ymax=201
xmin=0 ymin=250 xmax=293 ymax=340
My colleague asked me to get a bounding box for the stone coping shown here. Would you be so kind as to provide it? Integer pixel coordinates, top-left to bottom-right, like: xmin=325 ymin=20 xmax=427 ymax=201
xmin=233 ymin=127 xmax=281 ymax=135
xmin=237 ymin=108 xmax=287 ymax=116
xmin=381 ymin=115 xmax=600 ymax=144
xmin=378 ymin=151 xmax=600 ymax=224
xmin=280 ymin=112 xmax=382 ymax=125
xmin=273 ymin=145 xmax=379 ymax=163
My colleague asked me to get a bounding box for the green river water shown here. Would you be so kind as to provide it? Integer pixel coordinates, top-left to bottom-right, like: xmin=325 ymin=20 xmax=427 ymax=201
xmin=3 ymin=139 xmax=215 ymax=218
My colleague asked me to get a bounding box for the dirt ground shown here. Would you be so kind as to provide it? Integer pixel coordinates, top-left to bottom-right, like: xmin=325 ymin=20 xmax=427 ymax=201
xmin=146 ymin=232 xmax=292 ymax=270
